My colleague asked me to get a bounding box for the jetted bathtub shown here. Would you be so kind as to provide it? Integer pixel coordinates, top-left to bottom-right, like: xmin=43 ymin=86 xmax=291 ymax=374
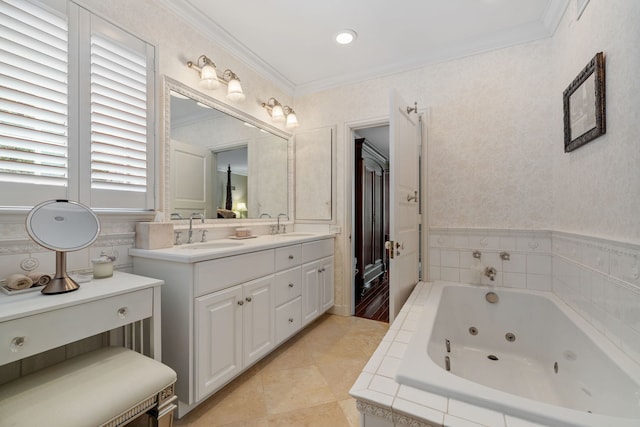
xmin=395 ymin=281 xmax=640 ymax=427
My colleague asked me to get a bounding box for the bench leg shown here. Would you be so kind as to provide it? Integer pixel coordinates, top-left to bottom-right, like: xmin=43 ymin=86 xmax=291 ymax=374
xmin=147 ymin=385 xmax=178 ymax=427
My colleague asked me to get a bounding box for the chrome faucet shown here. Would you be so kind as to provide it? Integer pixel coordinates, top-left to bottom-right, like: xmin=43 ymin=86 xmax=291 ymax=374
xmin=484 ymin=266 xmax=497 ymax=281
xmin=188 ymin=212 xmax=204 ymax=243
xmin=276 ymin=213 xmax=289 ymax=234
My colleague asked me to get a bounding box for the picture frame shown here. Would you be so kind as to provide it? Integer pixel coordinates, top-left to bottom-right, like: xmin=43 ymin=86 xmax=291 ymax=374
xmin=563 ymin=52 xmax=606 ymax=152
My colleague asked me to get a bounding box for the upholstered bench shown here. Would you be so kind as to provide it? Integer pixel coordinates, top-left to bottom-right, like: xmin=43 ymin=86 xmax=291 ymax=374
xmin=0 ymin=346 xmax=177 ymax=427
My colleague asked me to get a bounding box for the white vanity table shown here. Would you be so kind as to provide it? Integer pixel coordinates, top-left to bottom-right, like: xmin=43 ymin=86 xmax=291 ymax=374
xmin=130 ymin=232 xmax=335 ymax=417
xmin=0 ymin=271 xmax=163 ymax=367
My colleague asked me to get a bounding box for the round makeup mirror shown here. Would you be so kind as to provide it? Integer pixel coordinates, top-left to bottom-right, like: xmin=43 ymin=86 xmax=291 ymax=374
xmin=26 ymin=200 xmax=100 ymax=294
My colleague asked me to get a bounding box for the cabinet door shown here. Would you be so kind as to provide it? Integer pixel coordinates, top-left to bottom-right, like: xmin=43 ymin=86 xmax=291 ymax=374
xmin=243 ymin=275 xmax=275 ymax=367
xmin=195 ymin=285 xmax=243 ymax=401
xmin=319 ymin=256 xmax=334 ymax=312
xmin=302 ymin=260 xmax=320 ymax=326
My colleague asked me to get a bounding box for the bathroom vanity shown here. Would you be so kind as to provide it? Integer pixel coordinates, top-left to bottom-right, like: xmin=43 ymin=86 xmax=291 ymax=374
xmin=130 ymin=232 xmax=334 ymax=416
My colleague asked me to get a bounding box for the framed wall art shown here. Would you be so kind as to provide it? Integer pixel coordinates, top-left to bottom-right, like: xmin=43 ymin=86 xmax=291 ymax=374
xmin=563 ymin=51 xmax=606 ymax=152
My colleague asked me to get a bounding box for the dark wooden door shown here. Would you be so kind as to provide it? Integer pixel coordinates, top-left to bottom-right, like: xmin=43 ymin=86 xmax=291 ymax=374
xmin=355 ymin=138 xmax=388 ymax=303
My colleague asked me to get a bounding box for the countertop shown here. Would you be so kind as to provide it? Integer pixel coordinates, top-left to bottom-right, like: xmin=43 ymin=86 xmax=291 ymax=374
xmin=129 ymin=232 xmax=335 ymax=263
xmin=0 ymin=271 xmax=163 ymax=322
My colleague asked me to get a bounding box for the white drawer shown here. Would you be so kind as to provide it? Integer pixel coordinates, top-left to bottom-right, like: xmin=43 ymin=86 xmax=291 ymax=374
xmin=195 ymin=250 xmax=274 ymax=297
xmin=275 ymin=245 xmax=302 ymax=271
xmin=302 ymin=238 xmax=334 ymax=263
xmin=275 ymin=296 xmax=302 ymax=345
xmin=274 ymin=267 xmax=302 ymax=307
xmin=0 ymin=288 xmax=153 ymax=365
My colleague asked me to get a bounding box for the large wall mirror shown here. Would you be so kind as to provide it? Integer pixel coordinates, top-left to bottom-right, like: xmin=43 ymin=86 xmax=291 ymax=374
xmin=164 ymin=78 xmax=292 ymax=221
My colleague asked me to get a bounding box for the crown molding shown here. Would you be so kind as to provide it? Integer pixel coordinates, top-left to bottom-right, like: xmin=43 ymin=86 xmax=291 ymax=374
xmin=155 ymin=0 xmax=295 ymax=96
xmin=157 ymin=0 xmax=570 ymax=97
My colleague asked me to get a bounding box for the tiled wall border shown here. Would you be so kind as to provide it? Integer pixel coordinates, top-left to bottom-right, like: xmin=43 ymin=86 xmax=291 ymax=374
xmin=428 ymin=228 xmax=552 ymax=291
xmin=552 ymin=231 xmax=640 ymax=363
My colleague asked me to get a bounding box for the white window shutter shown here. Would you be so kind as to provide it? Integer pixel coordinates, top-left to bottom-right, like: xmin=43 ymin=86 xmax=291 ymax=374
xmin=0 ymin=0 xmax=69 ymax=205
xmin=87 ymin=14 xmax=155 ymax=209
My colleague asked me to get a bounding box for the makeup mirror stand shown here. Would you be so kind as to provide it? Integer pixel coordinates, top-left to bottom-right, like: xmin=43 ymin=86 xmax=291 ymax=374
xmin=45 ymin=251 xmax=79 ymax=294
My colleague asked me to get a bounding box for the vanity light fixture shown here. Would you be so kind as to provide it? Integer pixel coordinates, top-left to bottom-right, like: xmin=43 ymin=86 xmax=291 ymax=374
xmin=221 ymin=69 xmax=245 ymax=101
xmin=187 ymin=55 xmax=219 ymax=89
xmin=261 ymin=97 xmax=299 ymax=129
xmin=283 ymin=106 xmax=298 ymax=129
xmin=187 ymin=55 xmax=245 ymax=101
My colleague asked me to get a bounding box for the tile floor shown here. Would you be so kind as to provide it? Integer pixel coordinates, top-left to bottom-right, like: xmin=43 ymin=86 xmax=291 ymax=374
xmin=148 ymin=314 xmax=388 ymax=427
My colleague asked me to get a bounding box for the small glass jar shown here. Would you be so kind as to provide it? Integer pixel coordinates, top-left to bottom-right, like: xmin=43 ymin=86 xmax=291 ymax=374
xmin=92 ymin=253 xmax=114 ymax=279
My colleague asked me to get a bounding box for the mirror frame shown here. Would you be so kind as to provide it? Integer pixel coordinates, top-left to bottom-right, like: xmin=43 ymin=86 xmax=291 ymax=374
xmin=162 ymin=77 xmax=293 ymax=224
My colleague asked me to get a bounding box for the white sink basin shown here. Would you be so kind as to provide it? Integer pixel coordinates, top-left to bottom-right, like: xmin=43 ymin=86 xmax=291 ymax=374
xmin=178 ymin=241 xmax=244 ymax=250
xmin=274 ymin=233 xmax=316 ymax=238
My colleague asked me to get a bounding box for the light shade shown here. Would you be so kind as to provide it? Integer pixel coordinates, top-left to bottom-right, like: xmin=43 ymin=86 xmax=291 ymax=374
xmin=271 ymin=104 xmax=285 ymax=122
xmin=226 ymin=78 xmax=245 ymax=101
xmin=285 ymin=111 xmax=299 ymax=129
xmin=200 ymin=62 xmax=219 ymax=89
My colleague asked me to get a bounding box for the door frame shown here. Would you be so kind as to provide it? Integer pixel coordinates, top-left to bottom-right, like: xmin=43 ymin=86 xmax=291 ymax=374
xmin=343 ymin=113 xmax=428 ymax=317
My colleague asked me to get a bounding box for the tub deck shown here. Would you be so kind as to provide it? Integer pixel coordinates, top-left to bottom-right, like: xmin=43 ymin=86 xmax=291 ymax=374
xmin=349 ymin=281 xmax=640 ymax=427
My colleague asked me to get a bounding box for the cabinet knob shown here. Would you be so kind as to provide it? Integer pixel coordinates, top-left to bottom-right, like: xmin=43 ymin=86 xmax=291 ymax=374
xmin=117 ymin=307 xmax=128 ymax=318
xmin=10 ymin=336 xmax=26 ymax=352
xmin=288 ymin=283 xmax=294 ymax=288
xmin=317 ymin=268 xmax=323 ymax=273
xmin=237 ymin=300 xmax=244 ymax=306
xmin=288 ymin=255 xmax=294 ymax=260
xmin=245 ymin=296 xmax=252 ymax=302
xmin=288 ymin=318 xmax=294 ymax=323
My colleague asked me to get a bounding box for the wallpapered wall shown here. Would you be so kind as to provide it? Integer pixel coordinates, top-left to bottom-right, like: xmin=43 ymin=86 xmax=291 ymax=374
xmin=292 ymin=0 xmax=639 ymax=313
xmin=552 ymin=0 xmax=640 ymax=243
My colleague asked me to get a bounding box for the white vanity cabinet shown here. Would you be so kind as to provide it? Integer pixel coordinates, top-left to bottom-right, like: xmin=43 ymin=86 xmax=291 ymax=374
xmin=195 ymin=274 xmax=274 ymax=401
xmin=130 ymin=234 xmax=334 ymax=417
xmin=302 ymin=239 xmax=335 ymax=326
xmin=274 ymin=245 xmax=303 ymax=344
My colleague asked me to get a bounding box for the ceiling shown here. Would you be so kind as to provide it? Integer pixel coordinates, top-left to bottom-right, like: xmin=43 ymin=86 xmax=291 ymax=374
xmin=158 ymin=0 xmax=569 ymax=96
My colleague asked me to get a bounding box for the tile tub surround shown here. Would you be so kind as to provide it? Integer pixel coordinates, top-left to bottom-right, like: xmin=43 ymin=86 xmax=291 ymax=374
xmin=428 ymin=229 xmax=553 ymax=291
xmin=350 ymin=282 xmax=551 ymax=427
xmin=428 ymin=228 xmax=640 ymax=366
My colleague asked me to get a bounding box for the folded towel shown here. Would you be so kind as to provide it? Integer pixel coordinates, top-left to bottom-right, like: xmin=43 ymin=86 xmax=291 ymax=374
xmin=27 ymin=272 xmax=51 ymax=286
xmin=6 ymin=273 xmax=34 ymax=290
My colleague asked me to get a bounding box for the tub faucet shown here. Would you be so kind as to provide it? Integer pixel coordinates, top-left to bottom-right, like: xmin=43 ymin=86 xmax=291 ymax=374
xmin=484 ymin=266 xmax=497 ymax=281
xmin=188 ymin=212 xmax=204 ymax=243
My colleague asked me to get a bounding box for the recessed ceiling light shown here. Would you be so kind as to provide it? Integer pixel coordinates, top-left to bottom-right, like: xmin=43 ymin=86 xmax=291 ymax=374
xmin=335 ymin=29 xmax=357 ymax=45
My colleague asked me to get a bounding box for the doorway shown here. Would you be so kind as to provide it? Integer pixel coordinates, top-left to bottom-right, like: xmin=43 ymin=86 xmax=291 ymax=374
xmin=353 ymin=126 xmax=390 ymax=322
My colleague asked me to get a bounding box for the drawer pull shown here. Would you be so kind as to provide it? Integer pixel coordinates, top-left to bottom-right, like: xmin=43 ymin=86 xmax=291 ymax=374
xmin=245 ymin=297 xmax=252 ymax=302
xmin=288 ymin=255 xmax=294 ymax=260
xmin=117 ymin=307 xmax=128 ymax=319
xmin=288 ymin=318 xmax=294 ymax=323
xmin=237 ymin=300 xmax=244 ymax=306
xmin=10 ymin=336 xmax=26 ymax=352
xmin=288 ymin=283 xmax=294 ymax=288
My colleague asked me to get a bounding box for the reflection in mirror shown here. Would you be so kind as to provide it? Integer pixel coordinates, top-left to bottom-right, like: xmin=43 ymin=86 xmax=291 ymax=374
xmin=165 ymin=79 xmax=291 ymax=220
